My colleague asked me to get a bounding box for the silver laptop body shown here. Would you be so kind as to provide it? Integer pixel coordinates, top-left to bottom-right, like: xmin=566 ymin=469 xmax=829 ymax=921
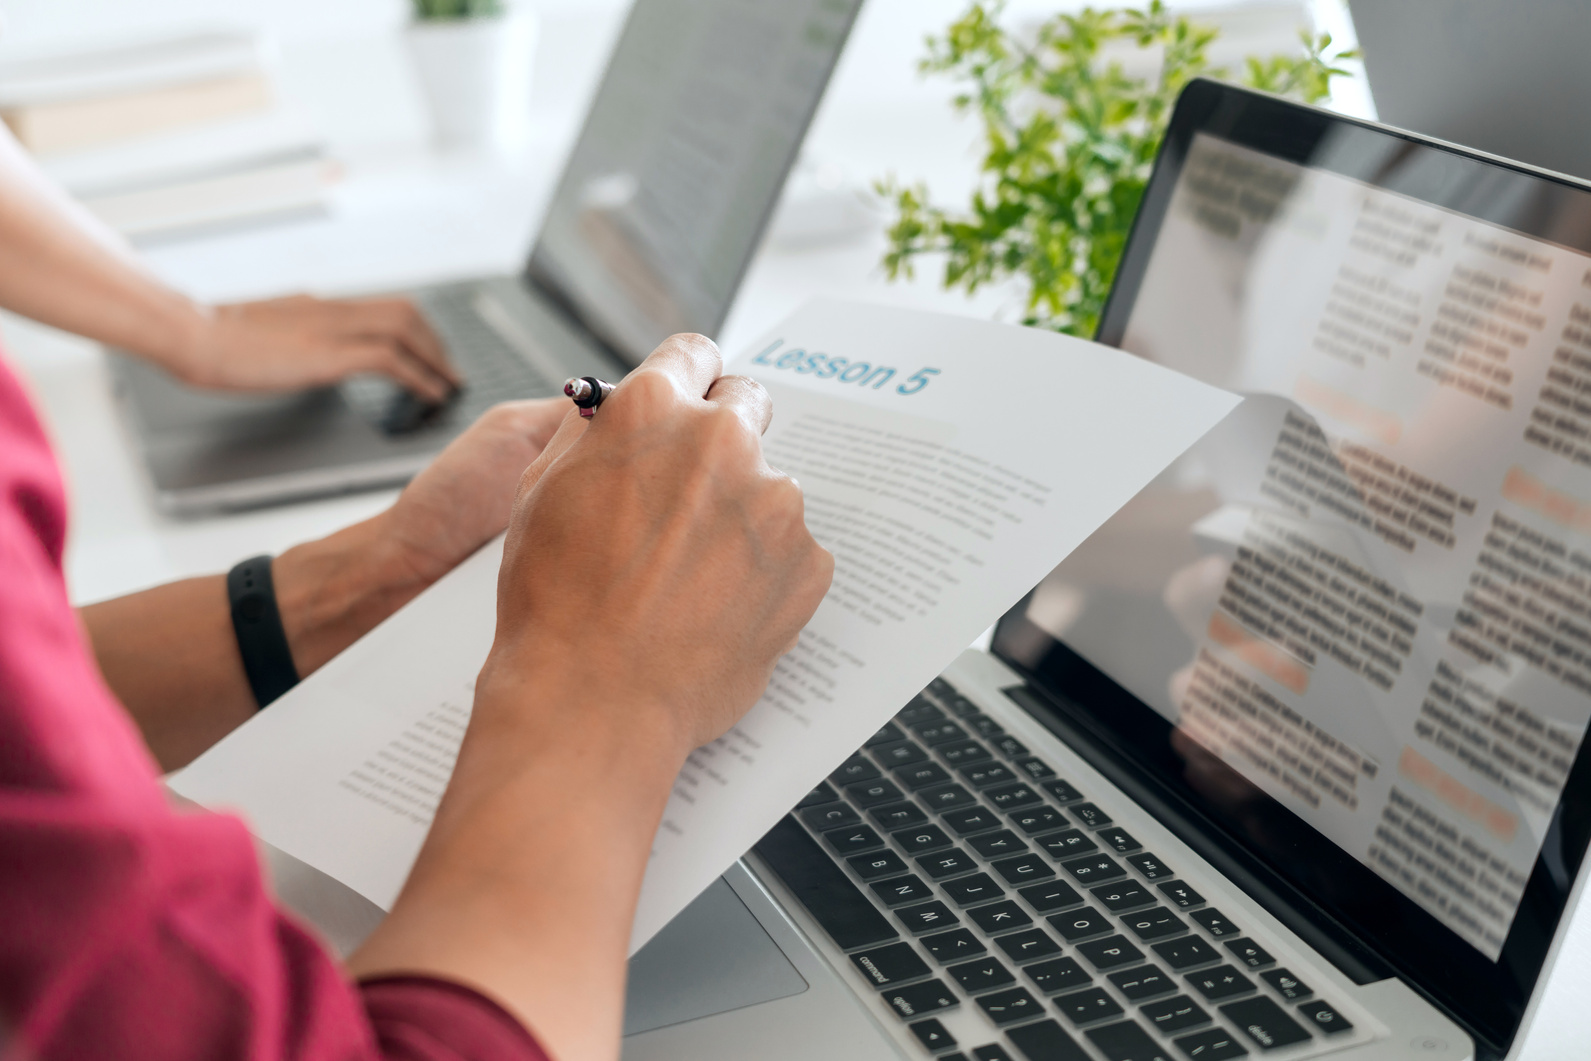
xmin=112 ymin=0 xmax=862 ymax=515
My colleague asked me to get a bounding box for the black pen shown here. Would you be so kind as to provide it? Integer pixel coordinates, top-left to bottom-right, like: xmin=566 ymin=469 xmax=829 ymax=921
xmin=564 ymin=376 xmax=615 ymax=418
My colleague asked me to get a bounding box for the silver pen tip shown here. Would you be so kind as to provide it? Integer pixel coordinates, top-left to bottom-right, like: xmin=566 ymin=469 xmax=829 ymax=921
xmin=563 ymin=377 xmax=590 ymax=400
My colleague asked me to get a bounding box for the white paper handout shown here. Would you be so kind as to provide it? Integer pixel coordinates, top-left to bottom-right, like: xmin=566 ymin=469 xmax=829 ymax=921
xmin=172 ymin=298 xmax=1238 ymax=953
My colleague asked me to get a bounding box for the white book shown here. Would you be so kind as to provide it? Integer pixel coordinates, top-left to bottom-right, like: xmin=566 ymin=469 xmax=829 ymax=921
xmin=171 ymin=299 xmax=1240 ymax=954
xmin=80 ymin=156 xmax=335 ymax=242
xmin=0 ymin=31 xmax=267 ymax=107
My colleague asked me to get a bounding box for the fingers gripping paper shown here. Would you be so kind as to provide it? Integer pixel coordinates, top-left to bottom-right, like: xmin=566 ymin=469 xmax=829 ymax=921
xmin=171 ymin=299 xmax=1238 ymax=953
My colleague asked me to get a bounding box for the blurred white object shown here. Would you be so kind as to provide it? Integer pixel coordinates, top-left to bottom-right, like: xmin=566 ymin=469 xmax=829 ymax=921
xmin=406 ymin=13 xmax=537 ymax=152
xmin=767 ymin=154 xmax=879 ymax=250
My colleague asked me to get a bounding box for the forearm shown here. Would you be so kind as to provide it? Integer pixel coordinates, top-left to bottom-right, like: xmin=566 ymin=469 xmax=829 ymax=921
xmin=81 ymin=516 xmax=430 ymax=771
xmin=0 ymin=126 xmax=207 ymax=369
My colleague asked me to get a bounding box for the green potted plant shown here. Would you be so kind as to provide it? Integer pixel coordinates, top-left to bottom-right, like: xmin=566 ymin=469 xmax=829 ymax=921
xmin=406 ymin=0 xmax=537 ymax=152
xmin=879 ymin=1 xmax=1358 ymax=338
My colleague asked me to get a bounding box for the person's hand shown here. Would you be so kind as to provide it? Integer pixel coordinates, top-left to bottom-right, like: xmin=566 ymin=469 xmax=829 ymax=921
xmin=171 ymin=294 xmax=461 ymax=400
xmin=480 ymin=333 xmax=835 ymax=757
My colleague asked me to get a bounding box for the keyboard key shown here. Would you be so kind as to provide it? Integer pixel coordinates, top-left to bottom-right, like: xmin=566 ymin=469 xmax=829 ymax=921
xmin=920 ymin=782 xmax=979 ymax=811
xmin=874 ymin=741 xmax=930 ymax=769
xmin=1049 ymin=907 xmax=1113 ymax=941
xmin=944 ymin=693 xmax=981 ymax=719
xmin=1075 ymin=935 xmax=1144 ymax=970
xmin=1172 ymin=1027 xmax=1248 ymax=1059
xmin=973 ymin=1046 xmax=1014 ymax=1061
xmin=1054 ymin=986 xmax=1124 ymax=1025
xmin=1126 ymin=853 xmax=1173 ymax=880
xmin=910 ymin=1017 xmax=958 ymax=1052
xmin=969 ymin=829 xmax=1029 ymax=858
xmin=922 ymin=928 xmax=986 ymax=963
xmin=1259 ymin=969 xmax=1310 ymax=1000
xmin=1013 ymin=756 xmax=1057 ymax=781
xmin=899 ymin=695 xmax=945 ymax=726
xmin=753 ymin=816 xmax=898 ymax=949
xmin=1061 ymin=854 xmax=1126 ymax=884
xmin=927 ymin=677 xmax=957 ymax=699
xmin=850 ymin=942 xmax=931 ymax=986
xmin=1042 ymin=779 xmax=1085 ymax=803
xmin=943 ymin=806 xmax=1004 ymax=835
xmin=1123 ymin=907 xmax=1187 ymax=941
xmin=1189 ymin=909 xmax=1239 ymax=938
xmin=831 ymin=753 xmax=880 ymax=785
xmin=977 ymin=986 xmax=1045 ymax=1025
xmin=1187 ymin=965 xmax=1256 ymax=1001
xmin=897 ymin=900 xmax=960 ymax=934
xmin=797 ymin=781 xmax=839 ymax=808
xmin=991 ymin=853 xmax=1056 ymax=885
xmin=994 ymin=735 xmax=1029 ymax=758
xmin=995 ymin=928 xmax=1062 ymax=962
xmin=896 ymin=825 xmax=954 ymax=855
xmin=1157 ymin=881 xmax=1205 ymax=908
xmin=1069 ymin=803 xmax=1112 ymax=829
xmin=916 ymin=719 xmax=970 ymax=745
xmin=1090 ymin=881 xmax=1154 ymax=911
xmin=1141 ymin=995 xmax=1210 ymax=1033
xmin=882 ymin=978 xmax=958 ymax=1019
xmin=823 ymin=825 xmax=885 ymax=855
xmin=870 ymin=801 xmax=928 ymax=830
xmin=1296 ymin=999 xmax=1351 ymax=1035
xmin=1109 ymin=964 xmax=1176 ymax=1000
xmin=1152 ymin=937 xmax=1221 ymax=970
xmin=942 ymin=872 xmax=1006 ymax=907
xmin=968 ymin=900 xmax=1035 ymax=934
xmin=1016 ymin=876 xmax=1082 ymax=910
xmin=916 ymin=848 xmax=979 ymax=879
xmin=847 ymin=779 xmax=905 ymax=807
xmin=1219 ymin=996 xmax=1310 ymax=1049
xmin=896 ymin=761 xmax=953 ymax=790
xmin=961 ymin=763 xmax=1018 ymax=788
xmin=1007 ymin=1020 xmax=1091 ymax=1061
xmin=1087 ymin=1020 xmax=1173 ymax=1061
xmin=1035 ymin=830 xmax=1098 ymax=859
xmin=1097 ymin=827 xmax=1142 ymax=853
xmin=867 ymin=721 xmax=906 ymax=747
xmin=1024 ymin=955 xmax=1092 ymax=994
xmin=1222 ymin=940 xmax=1274 ymax=969
xmin=1010 ymin=806 xmax=1069 ymax=834
xmin=940 ymin=739 xmax=994 ymax=766
xmin=986 ymin=782 xmax=1045 ymax=810
xmin=870 ymin=874 xmax=934 ymax=906
xmin=948 ymin=956 xmax=1016 ymax=993
xmin=801 ymin=802 xmax=859 ymax=830
xmin=848 ymin=849 xmax=908 ymax=880
xmin=967 ymin=713 xmax=1005 ymax=738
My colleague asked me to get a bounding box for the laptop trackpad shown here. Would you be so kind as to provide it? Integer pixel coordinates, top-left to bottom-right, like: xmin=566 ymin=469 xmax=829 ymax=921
xmin=623 ymin=876 xmax=808 ymax=1036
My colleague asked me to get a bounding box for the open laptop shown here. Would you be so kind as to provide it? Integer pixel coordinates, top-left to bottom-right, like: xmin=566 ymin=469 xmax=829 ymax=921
xmin=604 ymin=78 xmax=1591 ymax=1061
xmin=110 ymin=0 xmax=861 ymax=515
xmin=1346 ymin=0 xmax=1591 ymax=183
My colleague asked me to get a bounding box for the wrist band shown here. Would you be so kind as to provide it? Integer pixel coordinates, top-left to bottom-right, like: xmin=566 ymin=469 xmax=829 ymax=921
xmin=227 ymin=555 xmax=299 ymax=709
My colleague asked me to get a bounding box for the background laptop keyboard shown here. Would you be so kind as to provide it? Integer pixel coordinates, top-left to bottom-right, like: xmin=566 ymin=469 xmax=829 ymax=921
xmin=753 ymin=679 xmax=1362 ymax=1061
xmin=340 ymin=284 xmax=556 ymax=435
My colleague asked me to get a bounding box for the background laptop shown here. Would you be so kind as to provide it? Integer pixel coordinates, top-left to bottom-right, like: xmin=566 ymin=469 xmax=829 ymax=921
xmin=110 ymin=0 xmax=861 ymax=515
xmin=1347 ymin=0 xmax=1591 ymax=182
xmin=272 ymin=80 xmax=1591 ymax=1061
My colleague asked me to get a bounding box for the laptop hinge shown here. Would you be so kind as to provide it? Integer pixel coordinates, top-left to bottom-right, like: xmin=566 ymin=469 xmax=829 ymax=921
xmin=1001 ymin=682 xmax=1395 ymax=987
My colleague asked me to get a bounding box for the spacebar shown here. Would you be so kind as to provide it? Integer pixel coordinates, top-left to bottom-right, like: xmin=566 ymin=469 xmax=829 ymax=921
xmin=753 ymin=815 xmax=900 ymax=950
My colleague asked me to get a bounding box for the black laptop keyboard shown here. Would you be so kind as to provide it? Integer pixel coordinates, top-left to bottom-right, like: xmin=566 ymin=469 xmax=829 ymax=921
xmin=340 ymin=285 xmax=557 ymax=435
xmin=753 ymin=679 xmax=1358 ymax=1061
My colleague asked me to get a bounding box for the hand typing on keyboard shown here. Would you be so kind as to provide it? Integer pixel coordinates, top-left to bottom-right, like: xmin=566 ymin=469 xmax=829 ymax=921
xmin=346 ymin=333 xmax=835 ymax=1061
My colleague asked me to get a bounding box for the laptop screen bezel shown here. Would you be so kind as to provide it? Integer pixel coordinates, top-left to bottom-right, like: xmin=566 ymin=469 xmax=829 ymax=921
xmin=990 ymin=77 xmax=1591 ymax=1058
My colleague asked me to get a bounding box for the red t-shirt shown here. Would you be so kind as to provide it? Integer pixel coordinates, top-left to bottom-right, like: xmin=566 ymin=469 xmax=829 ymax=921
xmin=0 ymin=356 xmax=548 ymax=1061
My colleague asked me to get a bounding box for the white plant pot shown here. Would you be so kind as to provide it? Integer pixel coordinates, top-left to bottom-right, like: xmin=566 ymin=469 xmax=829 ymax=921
xmin=406 ymin=13 xmax=537 ymax=153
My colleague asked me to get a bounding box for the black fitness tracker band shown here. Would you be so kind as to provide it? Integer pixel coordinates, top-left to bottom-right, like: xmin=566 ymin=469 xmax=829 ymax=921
xmin=227 ymin=555 xmax=299 ymax=709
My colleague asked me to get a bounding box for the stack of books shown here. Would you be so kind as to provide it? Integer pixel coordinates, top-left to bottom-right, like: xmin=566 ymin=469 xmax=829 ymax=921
xmin=0 ymin=32 xmax=337 ymax=243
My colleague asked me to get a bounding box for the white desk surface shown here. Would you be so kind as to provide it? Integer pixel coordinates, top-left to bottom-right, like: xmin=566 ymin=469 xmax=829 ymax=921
xmin=2 ymin=7 xmax=1585 ymax=1057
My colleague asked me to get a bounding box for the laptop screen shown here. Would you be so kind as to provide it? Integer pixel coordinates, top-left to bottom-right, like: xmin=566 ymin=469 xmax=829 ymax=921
xmin=993 ymin=79 xmax=1591 ymax=1055
xmin=523 ymin=0 xmax=860 ymax=366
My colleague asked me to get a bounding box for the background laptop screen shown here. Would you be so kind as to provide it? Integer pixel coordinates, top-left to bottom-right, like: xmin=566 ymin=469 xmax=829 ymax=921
xmin=993 ymin=80 xmax=1591 ymax=1054
xmin=524 ymin=0 xmax=859 ymax=365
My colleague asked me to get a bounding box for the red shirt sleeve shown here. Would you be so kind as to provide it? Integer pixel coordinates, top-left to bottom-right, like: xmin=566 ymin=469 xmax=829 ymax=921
xmin=0 ymin=355 xmax=549 ymax=1061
